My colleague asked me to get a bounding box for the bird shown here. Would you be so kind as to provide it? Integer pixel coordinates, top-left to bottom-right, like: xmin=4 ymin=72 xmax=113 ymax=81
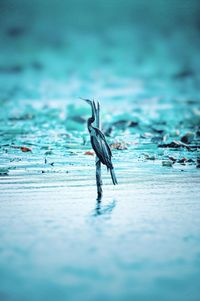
xmin=83 ymin=98 xmax=118 ymax=185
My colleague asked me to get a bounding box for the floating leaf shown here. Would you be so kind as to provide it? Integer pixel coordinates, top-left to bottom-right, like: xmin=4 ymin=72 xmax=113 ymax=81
xmin=11 ymin=145 xmax=32 ymax=152
xmin=20 ymin=147 xmax=32 ymax=152
xmin=84 ymin=151 xmax=94 ymax=156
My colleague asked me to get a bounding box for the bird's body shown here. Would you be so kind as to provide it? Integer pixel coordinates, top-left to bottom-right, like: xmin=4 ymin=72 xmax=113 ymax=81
xmin=84 ymin=99 xmax=118 ymax=185
xmin=90 ymin=126 xmax=112 ymax=168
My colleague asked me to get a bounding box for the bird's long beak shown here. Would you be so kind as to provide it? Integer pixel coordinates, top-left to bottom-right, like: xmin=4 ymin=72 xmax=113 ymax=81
xmin=80 ymin=97 xmax=92 ymax=105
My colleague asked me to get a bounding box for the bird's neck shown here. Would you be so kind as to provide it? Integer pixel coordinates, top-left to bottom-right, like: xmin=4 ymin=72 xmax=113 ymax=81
xmin=87 ymin=117 xmax=95 ymax=132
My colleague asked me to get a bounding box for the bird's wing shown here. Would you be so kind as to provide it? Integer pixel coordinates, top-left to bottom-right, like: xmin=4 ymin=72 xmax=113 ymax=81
xmin=91 ymin=131 xmax=112 ymax=167
xmin=93 ymin=127 xmax=112 ymax=157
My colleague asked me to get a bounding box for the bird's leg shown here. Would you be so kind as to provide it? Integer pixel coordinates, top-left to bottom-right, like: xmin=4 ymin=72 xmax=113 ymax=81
xmin=96 ymin=157 xmax=103 ymax=201
xmin=94 ymin=99 xmax=103 ymax=200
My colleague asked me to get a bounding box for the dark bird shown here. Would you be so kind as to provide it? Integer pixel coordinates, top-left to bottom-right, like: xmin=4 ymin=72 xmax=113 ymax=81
xmin=83 ymin=98 xmax=118 ymax=185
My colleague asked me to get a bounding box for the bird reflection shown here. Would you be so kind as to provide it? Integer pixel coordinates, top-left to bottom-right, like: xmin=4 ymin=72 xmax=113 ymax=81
xmin=94 ymin=199 xmax=116 ymax=217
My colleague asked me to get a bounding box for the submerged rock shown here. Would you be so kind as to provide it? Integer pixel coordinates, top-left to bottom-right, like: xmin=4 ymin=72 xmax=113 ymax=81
xmin=181 ymin=132 xmax=195 ymax=144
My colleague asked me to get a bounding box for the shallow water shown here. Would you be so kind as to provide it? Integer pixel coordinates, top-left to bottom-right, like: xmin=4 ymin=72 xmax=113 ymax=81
xmin=1 ymin=123 xmax=200 ymax=301
xmin=1 ymin=162 xmax=200 ymax=301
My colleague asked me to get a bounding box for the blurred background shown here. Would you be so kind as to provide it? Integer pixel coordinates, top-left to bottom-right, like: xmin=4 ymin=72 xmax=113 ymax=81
xmin=0 ymin=0 xmax=200 ymax=102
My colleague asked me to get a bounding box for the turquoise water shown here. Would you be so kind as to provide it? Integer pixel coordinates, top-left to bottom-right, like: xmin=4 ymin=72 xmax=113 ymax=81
xmin=0 ymin=1 xmax=200 ymax=300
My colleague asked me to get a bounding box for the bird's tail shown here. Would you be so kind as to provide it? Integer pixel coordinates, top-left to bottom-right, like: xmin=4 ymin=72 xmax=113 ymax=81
xmin=110 ymin=168 xmax=118 ymax=185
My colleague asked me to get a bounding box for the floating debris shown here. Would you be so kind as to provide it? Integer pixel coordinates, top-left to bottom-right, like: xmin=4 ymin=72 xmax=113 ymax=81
xmin=84 ymin=151 xmax=95 ymax=156
xmin=177 ymin=158 xmax=187 ymax=164
xmin=181 ymin=132 xmax=195 ymax=144
xmin=11 ymin=146 xmax=32 ymax=152
xmin=162 ymin=160 xmax=173 ymax=167
xmin=143 ymin=153 xmax=156 ymax=160
xmin=168 ymin=156 xmax=177 ymax=163
xmin=110 ymin=142 xmax=128 ymax=150
xmin=187 ymin=159 xmax=195 ymax=163
xmin=158 ymin=141 xmax=191 ymax=150
xmin=20 ymin=147 xmax=32 ymax=152
xmin=9 ymin=113 xmax=35 ymax=121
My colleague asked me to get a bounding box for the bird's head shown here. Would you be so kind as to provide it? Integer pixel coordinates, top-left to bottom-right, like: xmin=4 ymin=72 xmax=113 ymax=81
xmin=80 ymin=97 xmax=95 ymax=128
